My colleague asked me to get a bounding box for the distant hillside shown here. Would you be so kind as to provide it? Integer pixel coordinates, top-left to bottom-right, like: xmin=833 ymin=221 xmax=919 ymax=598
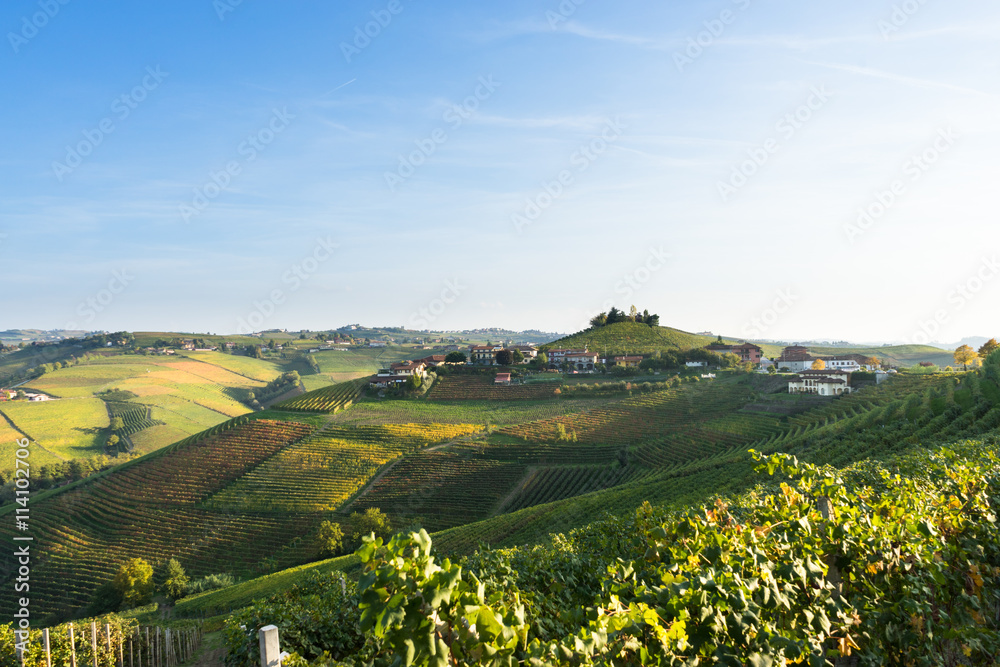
xmin=808 ymin=343 xmax=957 ymax=368
xmin=541 ymin=322 xmax=722 ymax=356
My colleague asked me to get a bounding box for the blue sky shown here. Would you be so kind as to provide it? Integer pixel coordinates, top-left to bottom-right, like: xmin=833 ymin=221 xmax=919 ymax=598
xmin=1 ymin=0 xmax=998 ymax=343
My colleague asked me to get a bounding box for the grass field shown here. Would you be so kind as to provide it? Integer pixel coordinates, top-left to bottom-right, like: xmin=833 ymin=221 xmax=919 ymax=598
xmin=0 ymin=398 xmax=109 ymax=460
xmin=181 ymin=351 xmax=285 ymax=382
xmin=9 ymin=353 xmax=286 ymax=464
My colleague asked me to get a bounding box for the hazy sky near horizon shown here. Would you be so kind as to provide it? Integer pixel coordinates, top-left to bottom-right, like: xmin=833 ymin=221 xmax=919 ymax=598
xmin=1 ymin=1 xmax=998 ymax=343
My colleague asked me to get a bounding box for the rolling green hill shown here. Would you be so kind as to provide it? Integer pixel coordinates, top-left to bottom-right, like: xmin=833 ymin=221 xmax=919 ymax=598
xmin=161 ymin=357 xmax=1000 ymax=647
xmin=7 ymin=353 xmax=1000 ymax=625
xmin=807 ymin=343 xmax=958 ymax=368
xmin=542 ymin=322 xmax=718 ymax=356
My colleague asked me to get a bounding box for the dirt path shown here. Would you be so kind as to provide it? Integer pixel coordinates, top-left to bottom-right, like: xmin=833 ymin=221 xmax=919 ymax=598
xmin=183 ymin=631 xmax=226 ymax=667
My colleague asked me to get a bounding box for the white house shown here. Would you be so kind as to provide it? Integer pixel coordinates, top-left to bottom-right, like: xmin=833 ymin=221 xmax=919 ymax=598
xmin=788 ymin=370 xmax=853 ymax=396
xmin=686 ymin=361 xmax=708 ymax=368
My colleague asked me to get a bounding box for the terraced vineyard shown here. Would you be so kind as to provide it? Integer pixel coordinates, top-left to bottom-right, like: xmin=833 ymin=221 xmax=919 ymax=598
xmin=432 ymin=368 xmax=1000 ymax=555
xmin=274 ymin=379 xmax=365 ymax=413
xmin=107 ymin=401 xmax=164 ymax=438
xmin=428 ymin=375 xmax=557 ymax=401
xmin=498 ymin=464 xmax=646 ymax=514
xmin=350 ymin=446 xmax=527 ymax=531
xmin=0 ymin=419 xmax=316 ymax=619
xmin=205 ymin=423 xmax=481 ymax=512
xmin=7 ymin=355 xmax=1000 ymax=626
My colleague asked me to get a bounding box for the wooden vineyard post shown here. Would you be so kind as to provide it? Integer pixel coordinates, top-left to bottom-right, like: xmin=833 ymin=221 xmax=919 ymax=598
xmin=69 ymin=624 xmax=77 ymax=667
xmin=105 ymin=624 xmax=113 ymax=667
xmin=145 ymin=628 xmax=150 ymax=667
xmin=129 ymin=632 xmax=134 ymax=667
xmin=91 ymin=621 xmax=99 ymax=667
xmin=44 ymin=628 xmax=52 ymax=667
xmin=259 ymin=625 xmax=281 ymax=667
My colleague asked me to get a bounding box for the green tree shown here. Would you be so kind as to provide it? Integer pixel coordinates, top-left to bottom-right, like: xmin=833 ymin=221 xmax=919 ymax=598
xmin=511 ymin=349 xmax=525 ymax=364
xmin=317 ymin=520 xmax=345 ymax=558
xmin=979 ymin=338 xmax=999 ymax=359
xmin=110 ymin=417 xmax=124 ymax=432
xmin=405 ymin=373 xmax=422 ymax=390
xmin=589 ymin=312 xmax=607 ymax=328
xmin=496 ymin=349 xmax=514 ymax=366
xmin=954 ymin=344 xmax=977 ymax=370
xmin=114 ymin=558 xmax=154 ymax=608
xmin=348 ymin=508 xmax=393 ymax=544
xmin=444 ymin=351 xmax=467 ymax=363
xmin=107 ymin=434 xmax=120 ymax=449
xmin=161 ymin=558 xmax=189 ymax=602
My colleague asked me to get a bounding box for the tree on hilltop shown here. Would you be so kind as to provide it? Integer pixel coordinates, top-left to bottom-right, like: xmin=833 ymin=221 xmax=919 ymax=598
xmin=954 ymin=345 xmax=977 ymax=370
xmin=979 ymin=338 xmax=999 ymax=359
xmin=590 ymin=312 xmax=607 ymax=328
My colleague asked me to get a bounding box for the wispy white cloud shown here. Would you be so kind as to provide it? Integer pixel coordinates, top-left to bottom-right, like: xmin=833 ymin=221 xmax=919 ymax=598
xmin=803 ymin=61 xmax=1000 ymax=98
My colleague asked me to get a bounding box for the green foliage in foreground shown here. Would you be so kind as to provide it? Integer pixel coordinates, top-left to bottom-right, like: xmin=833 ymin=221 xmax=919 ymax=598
xmin=225 ymin=439 xmax=1000 ymax=666
xmin=1 ymin=613 xmax=139 ymax=667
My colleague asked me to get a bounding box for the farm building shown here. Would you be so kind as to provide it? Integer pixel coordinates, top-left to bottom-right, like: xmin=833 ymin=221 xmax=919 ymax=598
xmin=469 ymin=344 xmax=505 ymax=365
xmin=612 ymin=356 xmax=643 ymax=368
xmin=787 ymin=370 xmax=853 ymax=396
xmin=705 ymin=342 xmax=764 ymax=365
xmin=776 ymin=345 xmax=815 ymax=372
xmin=494 ymin=373 xmax=511 ymax=385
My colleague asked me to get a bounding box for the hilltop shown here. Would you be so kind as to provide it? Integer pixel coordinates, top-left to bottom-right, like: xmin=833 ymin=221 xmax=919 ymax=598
xmin=541 ymin=322 xmax=721 ymax=356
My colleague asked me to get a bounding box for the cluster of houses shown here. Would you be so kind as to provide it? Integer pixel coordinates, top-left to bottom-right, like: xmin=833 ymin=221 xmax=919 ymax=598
xmin=369 ymin=355 xmax=447 ymax=389
xmin=364 ymin=339 xmax=894 ymax=398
